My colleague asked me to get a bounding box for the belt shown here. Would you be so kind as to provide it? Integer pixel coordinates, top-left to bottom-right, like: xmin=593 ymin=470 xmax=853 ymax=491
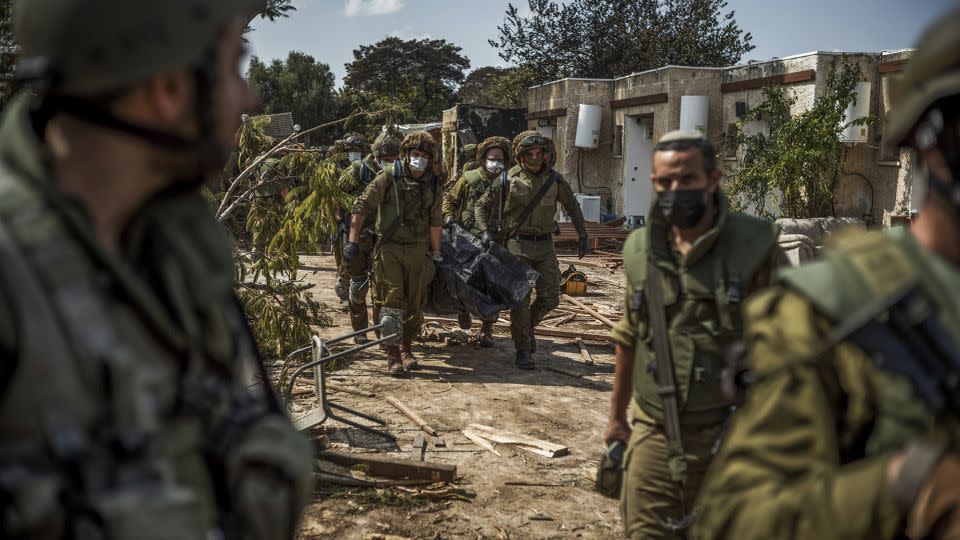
xmin=516 ymin=233 xmax=553 ymax=242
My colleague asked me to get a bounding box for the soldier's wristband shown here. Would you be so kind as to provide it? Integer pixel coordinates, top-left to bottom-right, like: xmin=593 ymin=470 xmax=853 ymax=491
xmin=892 ymin=441 xmax=947 ymax=515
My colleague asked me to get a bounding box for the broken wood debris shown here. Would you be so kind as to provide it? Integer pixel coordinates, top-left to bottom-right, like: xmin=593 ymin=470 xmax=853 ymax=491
xmin=384 ymin=395 xmax=439 ymax=437
xmin=465 ymin=424 xmax=570 ymax=458
xmin=461 ymin=429 xmax=502 ymax=457
xmin=319 ymin=450 xmax=457 ymax=482
xmin=411 ymin=434 xmax=427 ymax=462
xmin=576 ymin=338 xmax=595 ymax=366
xmin=562 ymin=294 xmax=616 ymax=328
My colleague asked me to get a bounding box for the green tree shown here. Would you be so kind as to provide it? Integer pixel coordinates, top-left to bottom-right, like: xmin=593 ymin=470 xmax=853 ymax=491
xmin=0 ymin=0 xmax=15 ymax=109
xmin=491 ymin=0 xmax=753 ymax=81
xmin=344 ymin=37 xmax=470 ymax=121
xmin=458 ymin=66 xmax=505 ymax=105
xmin=247 ymin=51 xmax=340 ymax=134
xmin=725 ymin=59 xmax=873 ymax=219
xmin=456 ymin=65 xmax=539 ymax=108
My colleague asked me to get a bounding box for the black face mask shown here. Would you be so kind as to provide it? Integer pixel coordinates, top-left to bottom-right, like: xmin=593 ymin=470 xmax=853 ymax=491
xmin=657 ymin=189 xmax=708 ymax=229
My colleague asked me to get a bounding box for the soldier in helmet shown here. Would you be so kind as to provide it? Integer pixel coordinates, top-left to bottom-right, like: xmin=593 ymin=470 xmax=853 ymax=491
xmin=344 ymin=131 xmax=443 ymax=375
xmin=337 ymin=133 xmax=400 ymax=343
xmin=604 ymin=130 xmax=786 ymax=539
xmin=443 ymin=135 xmax=514 ymax=347
xmin=0 ymin=1 xmax=312 ymax=539
xmin=331 ymin=133 xmax=368 ymax=308
xmin=458 ymin=142 xmax=480 ymax=180
xmin=693 ymin=9 xmax=960 ymax=540
xmin=474 ymin=130 xmax=589 ymax=369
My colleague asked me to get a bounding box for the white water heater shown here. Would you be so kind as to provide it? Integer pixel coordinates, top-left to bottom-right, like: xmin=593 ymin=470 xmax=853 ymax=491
xmin=840 ymin=82 xmax=872 ymax=144
xmin=575 ymin=104 xmax=602 ymax=149
xmin=679 ymin=96 xmax=709 ymax=135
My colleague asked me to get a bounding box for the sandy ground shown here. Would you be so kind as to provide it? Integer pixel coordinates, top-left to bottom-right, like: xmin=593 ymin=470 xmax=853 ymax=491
xmin=285 ymin=252 xmax=627 ymax=539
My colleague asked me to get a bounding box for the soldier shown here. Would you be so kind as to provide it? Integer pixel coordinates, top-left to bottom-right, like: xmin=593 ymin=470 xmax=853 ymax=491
xmin=443 ymin=136 xmax=514 ymax=347
xmin=694 ymin=11 xmax=960 ymax=540
xmin=345 ymin=131 xmax=443 ymax=375
xmin=332 ymin=133 xmax=368 ymax=307
xmin=338 ymin=133 xmax=400 ymax=343
xmin=0 ymin=1 xmax=312 ymax=539
xmin=246 ymin=152 xmax=291 ymax=260
xmin=459 ymin=142 xmax=480 ymax=180
xmin=604 ymin=130 xmax=786 ymax=539
xmin=475 ymin=130 xmax=590 ymax=369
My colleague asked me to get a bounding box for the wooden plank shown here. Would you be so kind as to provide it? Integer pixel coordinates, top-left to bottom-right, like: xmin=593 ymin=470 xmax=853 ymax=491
xmin=525 ymin=107 xmax=567 ymax=120
xmin=412 ymin=435 xmax=427 ymax=462
xmin=879 ymin=59 xmax=908 ymax=74
xmin=544 ymin=313 xmax=576 ymax=327
xmin=420 ymin=316 xmax=614 ymax=342
xmin=562 ymin=294 xmax=617 ymax=328
xmin=385 ymin=395 xmax=439 ymax=437
xmin=462 ymin=429 xmax=501 ymax=457
xmin=611 ymin=93 xmax=668 ymax=109
xmin=318 ymin=450 xmax=457 ymax=482
xmin=577 ymin=338 xmax=595 ymax=366
xmin=467 ymin=424 xmax=570 ymax=458
xmin=432 ymin=436 xmax=447 ymax=448
xmin=721 ymin=69 xmax=815 ymax=93
xmin=557 ymin=257 xmax=611 ymax=269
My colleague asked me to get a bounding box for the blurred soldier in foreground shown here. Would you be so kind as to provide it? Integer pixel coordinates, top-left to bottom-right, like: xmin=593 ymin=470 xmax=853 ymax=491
xmin=443 ymin=136 xmax=513 ymax=347
xmin=604 ymin=130 xmax=785 ymax=539
xmin=0 ymin=1 xmax=312 ymax=538
xmin=475 ymin=131 xmax=589 ymax=370
xmin=345 ymin=131 xmax=443 ymax=375
xmin=694 ymin=10 xmax=960 ymax=540
xmin=337 ymin=133 xmax=400 ymax=343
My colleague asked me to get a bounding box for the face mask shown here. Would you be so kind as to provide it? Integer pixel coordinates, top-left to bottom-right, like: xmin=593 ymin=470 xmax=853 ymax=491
xmin=486 ymin=159 xmax=504 ymax=174
xmin=409 ymin=156 xmax=429 ymax=172
xmin=656 ymin=189 xmax=708 ymax=229
xmin=348 ymin=152 xmax=362 ymax=162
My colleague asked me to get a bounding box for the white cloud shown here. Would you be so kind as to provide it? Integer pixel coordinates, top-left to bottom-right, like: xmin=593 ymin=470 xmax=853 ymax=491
xmin=344 ymin=0 xmax=405 ymax=17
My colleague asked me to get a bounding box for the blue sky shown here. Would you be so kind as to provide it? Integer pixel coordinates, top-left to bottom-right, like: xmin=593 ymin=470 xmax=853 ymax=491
xmin=247 ymin=0 xmax=957 ymax=87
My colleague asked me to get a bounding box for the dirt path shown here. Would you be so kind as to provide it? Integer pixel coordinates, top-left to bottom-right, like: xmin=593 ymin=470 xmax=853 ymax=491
xmin=288 ymin=253 xmax=626 ymax=539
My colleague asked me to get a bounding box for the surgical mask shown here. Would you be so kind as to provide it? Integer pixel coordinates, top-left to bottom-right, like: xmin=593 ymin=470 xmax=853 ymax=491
xmin=409 ymin=156 xmax=429 ymax=172
xmin=485 ymin=159 xmax=504 ymax=174
xmin=348 ymin=152 xmax=362 ymax=162
xmin=656 ymin=189 xmax=709 ymax=229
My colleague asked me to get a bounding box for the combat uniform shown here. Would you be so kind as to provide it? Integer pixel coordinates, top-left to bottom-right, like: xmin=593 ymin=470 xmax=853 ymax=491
xmin=611 ymin=192 xmax=784 ymax=539
xmin=337 ymin=154 xmax=383 ymax=336
xmin=246 ymin=157 xmax=285 ymax=258
xmin=0 ymin=92 xmax=312 ymax=539
xmin=352 ymin=163 xmax=441 ymax=352
xmin=475 ymin=158 xmax=587 ymax=363
xmin=693 ymin=228 xmax=960 ymax=540
xmin=332 ymin=135 xmax=367 ymax=306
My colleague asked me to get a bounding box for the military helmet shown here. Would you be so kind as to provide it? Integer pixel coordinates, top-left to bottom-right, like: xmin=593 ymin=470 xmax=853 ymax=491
xmin=887 ymin=8 xmax=960 ymax=148
xmin=477 ymin=136 xmax=513 ymax=166
xmin=15 ymin=0 xmax=266 ymax=96
xmin=461 ymin=143 xmax=478 ymax=160
xmin=372 ymin=134 xmax=401 ymax=157
xmin=400 ymin=130 xmax=440 ymax=173
xmin=513 ymin=130 xmax=550 ymax=161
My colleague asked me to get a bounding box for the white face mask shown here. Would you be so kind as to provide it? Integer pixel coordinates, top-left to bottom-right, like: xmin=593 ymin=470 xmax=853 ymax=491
xmin=348 ymin=152 xmax=362 ymax=162
xmin=485 ymin=159 xmax=505 ymax=174
xmin=409 ymin=156 xmax=429 ymax=172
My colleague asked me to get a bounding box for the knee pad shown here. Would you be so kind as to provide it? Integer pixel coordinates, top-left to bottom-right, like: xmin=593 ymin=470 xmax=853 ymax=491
xmin=349 ymin=276 xmax=369 ymax=304
xmin=379 ymin=307 xmax=402 ymax=346
xmin=334 ymin=277 xmax=350 ymax=302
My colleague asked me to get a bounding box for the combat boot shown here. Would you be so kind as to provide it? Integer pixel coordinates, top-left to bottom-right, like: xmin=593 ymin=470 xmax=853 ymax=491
xmin=457 ymin=310 xmax=472 ymax=330
xmin=400 ymin=341 xmax=418 ymax=371
xmin=386 ymin=346 xmax=403 ymax=376
xmin=479 ymin=321 xmax=495 ymax=348
xmin=515 ymin=350 xmax=535 ymax=370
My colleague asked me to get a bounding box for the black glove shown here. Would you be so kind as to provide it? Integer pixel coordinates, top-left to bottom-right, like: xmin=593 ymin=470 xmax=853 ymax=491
xmin=343 ymin=241 xmax=360 ymax=262
xmin=578 ymin=237 xmax=590 ymax=259
xmin=336 ymin=220 xmax=348 ymax=238
xmin=444 ymin=216 xmax=456 ymax=230
xmin=480 ymin=230 xmax=495 ymax=248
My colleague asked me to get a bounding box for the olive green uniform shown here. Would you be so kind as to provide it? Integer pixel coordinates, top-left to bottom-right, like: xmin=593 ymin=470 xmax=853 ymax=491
xmin=443 ymin=167 xmax=497 ymax=237
xmin=0 ymin=93 xmax=312 ymax=539
xmin=475 ymin=164 xmax=587 ymax=352
xmin=352 ymin=164 xmax=442 ymax=342
xmin=610 ymin=193 xmax=785 ymax=539
xmin=246 ymin=157 xmax=285 ymax=256
xmin=338 ymin=154 xmax=383 ymax=332
xmin=692 ymin=227 xmax=960 ymax=540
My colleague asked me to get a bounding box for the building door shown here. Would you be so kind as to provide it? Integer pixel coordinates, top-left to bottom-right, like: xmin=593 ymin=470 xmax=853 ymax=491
xmin=622 ymin=115 xmax=654 ymax=228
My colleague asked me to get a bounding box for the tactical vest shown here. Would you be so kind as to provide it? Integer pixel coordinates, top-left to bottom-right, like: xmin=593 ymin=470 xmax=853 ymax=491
xmin=779 ymin=228 xmax=960 ymax=458
xmin=0 ymin=160 xmax=306 ymax=538
xmin=459 ymin=168 xmax=494 ymax=235
xmin=375 ymin=164 xmax=439 ymax=245
xmin=623 ymin=210 xmax=778 ymax=426
xmin=349 ymin=157 xmax=380 ymax=232
xmin=500 ymin=165 xmax=559 ymax=236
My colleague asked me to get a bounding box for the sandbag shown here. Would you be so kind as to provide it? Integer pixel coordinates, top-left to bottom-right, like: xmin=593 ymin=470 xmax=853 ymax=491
xmin=424 ymin=225 xmax=538 ymax=320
